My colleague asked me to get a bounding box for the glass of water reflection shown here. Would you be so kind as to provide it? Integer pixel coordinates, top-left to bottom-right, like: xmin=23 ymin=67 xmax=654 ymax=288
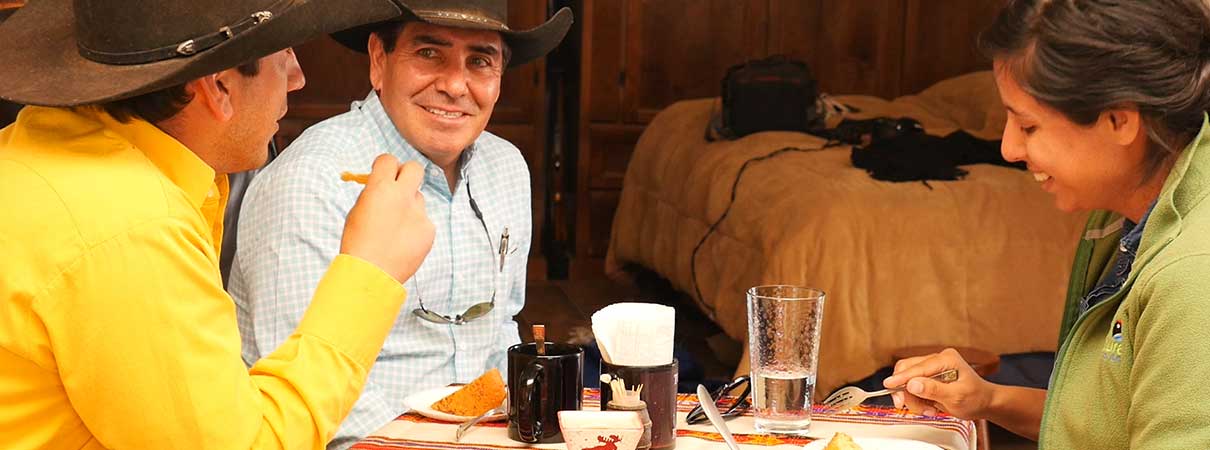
xmin=746 ymin=285 xmax=825 ymax=434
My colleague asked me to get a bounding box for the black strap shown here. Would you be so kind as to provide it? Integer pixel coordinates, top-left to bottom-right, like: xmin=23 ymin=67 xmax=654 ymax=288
xmin=78 ymin=10 xmax=275 ymax=65
xmin=689 ymin=142 xmax=841 ymax=313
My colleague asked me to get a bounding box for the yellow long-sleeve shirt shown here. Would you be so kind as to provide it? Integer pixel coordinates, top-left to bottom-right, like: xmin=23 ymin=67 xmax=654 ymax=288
xmin=0 ymin=106 xmax=407 ymax=449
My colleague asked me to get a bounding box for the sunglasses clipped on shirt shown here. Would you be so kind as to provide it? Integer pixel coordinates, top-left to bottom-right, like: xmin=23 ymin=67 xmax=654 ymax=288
xmin=409 ymin=179 xmax=517 ymax=325
xmin=411 ymin=227 xmax=510 ymax=325
xmin=685 ymin=374 xmax=752 ymax=425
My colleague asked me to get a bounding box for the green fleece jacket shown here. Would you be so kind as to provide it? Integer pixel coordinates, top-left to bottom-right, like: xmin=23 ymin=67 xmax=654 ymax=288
xmin=1040 ymin=117 xmax=1210 ymax=449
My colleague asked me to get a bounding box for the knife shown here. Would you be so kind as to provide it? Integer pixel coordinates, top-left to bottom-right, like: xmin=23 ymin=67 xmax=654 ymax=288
xmin=696 ymin=384 xmax=742 ymax=450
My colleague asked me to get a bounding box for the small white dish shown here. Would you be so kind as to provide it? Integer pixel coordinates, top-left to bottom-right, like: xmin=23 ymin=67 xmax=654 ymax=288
xmin=802 ymin=436 xmax=944 ymax=450
xmin=402 ymin=386 xmax=507 ymax=423
xmin=558 ymin=410 xmax=644 ymax=450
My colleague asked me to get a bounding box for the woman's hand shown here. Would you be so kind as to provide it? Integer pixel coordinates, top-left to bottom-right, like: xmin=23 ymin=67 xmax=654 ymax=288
xmin=882 ymin=348 xmax=995 ymax=419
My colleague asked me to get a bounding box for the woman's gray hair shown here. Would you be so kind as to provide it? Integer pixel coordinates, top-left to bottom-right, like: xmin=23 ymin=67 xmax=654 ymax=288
xmin=979 ymin=0 xmax=1210 ymax=180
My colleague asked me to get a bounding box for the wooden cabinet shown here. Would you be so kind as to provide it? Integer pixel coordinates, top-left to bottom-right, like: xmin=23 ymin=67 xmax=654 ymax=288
xmin=283 ymin=1 xmax=549 ymax=250
xmin=575 ymin=0 xmax=1002 ymax=258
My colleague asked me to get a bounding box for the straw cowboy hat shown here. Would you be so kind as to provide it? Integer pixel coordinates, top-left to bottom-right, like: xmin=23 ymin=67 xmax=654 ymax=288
xmin=0 ymin=0 xmax=407 ymax=107
xmin=331 ymin=0 xmax=573 ymax=68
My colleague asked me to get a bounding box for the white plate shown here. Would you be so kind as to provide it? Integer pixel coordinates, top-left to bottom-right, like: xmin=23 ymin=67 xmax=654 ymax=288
xmin=402 ymin=386 xmax=507 ymax=423
xmin=802 ymin=436 xmax=944 ymax=450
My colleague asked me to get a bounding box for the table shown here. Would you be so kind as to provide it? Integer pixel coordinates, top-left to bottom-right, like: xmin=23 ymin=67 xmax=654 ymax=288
xmin=351 ymin=390 xmax=976 ymax=450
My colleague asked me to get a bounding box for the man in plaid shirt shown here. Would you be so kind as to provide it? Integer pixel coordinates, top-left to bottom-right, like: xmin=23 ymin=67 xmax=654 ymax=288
xmin=229 ymin=1 xmax=572 ymax=448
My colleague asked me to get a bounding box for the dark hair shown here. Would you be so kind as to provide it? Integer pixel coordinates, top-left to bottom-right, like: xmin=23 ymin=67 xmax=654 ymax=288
xmin=372 ymin=20 xmax=408 ymax=54
xmin=371 ymin=20 xmax=512 ymax=65
xmin=101 ymin=58 xmax=262 ymax=124
xmin=979 ymin=0 xmax=1210 ymax=179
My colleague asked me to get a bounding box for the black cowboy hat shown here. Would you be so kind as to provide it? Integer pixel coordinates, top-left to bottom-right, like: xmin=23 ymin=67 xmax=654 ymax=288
xmin=331 ymin=0 xmax=572 ymax=68
xmin=0 ymin=0 xmax=407 ymax=107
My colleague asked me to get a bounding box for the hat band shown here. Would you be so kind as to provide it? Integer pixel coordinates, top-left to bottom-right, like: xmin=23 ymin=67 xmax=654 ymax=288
xmin=414 ymin=9 xmax=509 ymax=30
xmin=78 ymin=10 xmax=275 ymax=65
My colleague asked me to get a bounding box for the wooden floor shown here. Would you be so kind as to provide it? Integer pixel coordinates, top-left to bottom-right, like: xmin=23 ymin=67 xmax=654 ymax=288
xmin=519 ymin=258 xmax=1037 ymax=450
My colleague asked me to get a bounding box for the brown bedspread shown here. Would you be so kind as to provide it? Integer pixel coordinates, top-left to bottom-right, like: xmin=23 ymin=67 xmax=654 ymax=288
xmin=605 ymin=72 xmax=1089 ymax=398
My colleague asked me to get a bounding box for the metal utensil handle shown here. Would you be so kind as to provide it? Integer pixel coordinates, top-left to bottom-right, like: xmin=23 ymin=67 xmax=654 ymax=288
xmin=873 ymin=368 xmax=961 ymax=397
xmin=456 ymin=407 xmax=494 ymax=441
xmin=696 ymin=385 xmax=741 ymax=450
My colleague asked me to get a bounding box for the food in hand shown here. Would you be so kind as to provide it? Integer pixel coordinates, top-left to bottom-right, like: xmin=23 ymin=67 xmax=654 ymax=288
xmin=340 ymin=171 xmax=370 ymax=184
xmin=823 ymin=432 xmax=863 ymax=450
xmin=431 ymin=368 xmax=507 ymax=417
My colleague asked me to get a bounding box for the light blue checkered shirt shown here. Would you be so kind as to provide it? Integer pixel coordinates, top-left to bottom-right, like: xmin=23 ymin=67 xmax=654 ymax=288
xmin=229 ymin=91 xmax=530 ymax=449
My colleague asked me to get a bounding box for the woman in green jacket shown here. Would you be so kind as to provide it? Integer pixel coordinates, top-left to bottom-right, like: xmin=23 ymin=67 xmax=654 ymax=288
xmin=884 ymin=0 xmax=1210 ymax=448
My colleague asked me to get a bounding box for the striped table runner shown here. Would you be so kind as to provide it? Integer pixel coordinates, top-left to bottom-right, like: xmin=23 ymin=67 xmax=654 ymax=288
xmin=353 ymin=389 xmax=975 ymax=450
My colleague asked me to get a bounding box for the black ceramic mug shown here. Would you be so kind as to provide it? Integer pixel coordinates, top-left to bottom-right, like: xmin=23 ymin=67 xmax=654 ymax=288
xmin=507 ymin=342 xmax=584 ymax=444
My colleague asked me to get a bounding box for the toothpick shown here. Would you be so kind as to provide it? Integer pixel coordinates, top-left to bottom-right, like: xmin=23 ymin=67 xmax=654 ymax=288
xmin=609 ymin=378 xmax=628 ymax=403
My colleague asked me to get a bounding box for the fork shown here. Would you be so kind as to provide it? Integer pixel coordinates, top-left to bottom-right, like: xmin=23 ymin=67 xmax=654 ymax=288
xmin=821 ymin=369 xmax=959 ymax=411
xmin=455 ymin=400 xmax=506 ymax=442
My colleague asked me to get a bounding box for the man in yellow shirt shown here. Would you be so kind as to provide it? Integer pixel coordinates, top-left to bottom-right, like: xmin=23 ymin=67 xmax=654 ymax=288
xmin=0 ymin=0 xmax=436 ymax=448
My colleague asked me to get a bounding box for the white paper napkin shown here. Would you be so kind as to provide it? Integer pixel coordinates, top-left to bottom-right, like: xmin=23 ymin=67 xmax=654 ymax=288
xmin=591 ymin=302 xmax=675 ymax=366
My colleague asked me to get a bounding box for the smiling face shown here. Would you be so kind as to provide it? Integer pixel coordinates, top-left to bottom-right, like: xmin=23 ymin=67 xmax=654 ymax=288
xmin=993 ymin=60 xmax=1155 ymax=215
xmin=369 ymin=22 xmax=504 ymax=168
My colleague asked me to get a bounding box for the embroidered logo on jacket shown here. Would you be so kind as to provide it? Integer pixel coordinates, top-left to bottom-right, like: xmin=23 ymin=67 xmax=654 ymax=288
xmin=1102 ymin=319 xmax=1125 ymax=362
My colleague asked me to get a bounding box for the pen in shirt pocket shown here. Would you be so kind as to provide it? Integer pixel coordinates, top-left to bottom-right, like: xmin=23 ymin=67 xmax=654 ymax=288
xmin=498 ymin=228 xmax=509 ymax=272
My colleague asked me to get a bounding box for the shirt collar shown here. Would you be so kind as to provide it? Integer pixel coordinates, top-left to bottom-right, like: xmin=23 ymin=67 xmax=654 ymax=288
xmin=1153 ymin=114 xmax=1210 ymax=222
xmin=356 ymin=91 xmax=481 ymax=186
xmin=1118 ymin=201 xmax=1156 ymax=256
xmin=97 ymin=109 xmax=217 ymax=208
xmin=1124 ymin=114 xmax=1210 ymax=270
xmin=44 ymin=106 xmax=218 ymax=209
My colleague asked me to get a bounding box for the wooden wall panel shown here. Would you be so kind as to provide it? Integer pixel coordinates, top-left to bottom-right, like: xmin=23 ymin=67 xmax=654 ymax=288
xmin=492 ymin=0 xmax=547 ymax=124
xmin=586 ymin=124 xmax=644 ymax=189
xmin=900 ymin=0 xmax=1000 ymax=95
xmin=626 ymin=0 xmax=769 ymax=123
xmin=587 ymin=0 xmax=625 ymax=123
xmin=291 ymin=38 xmax=370 ymax=113
xmin=769 ymin=0 xmax=906 ymax=98
xmin=586 ymin=190 xmax=620 ymax=257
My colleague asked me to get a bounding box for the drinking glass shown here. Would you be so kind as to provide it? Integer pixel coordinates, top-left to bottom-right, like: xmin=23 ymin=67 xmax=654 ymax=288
xmin=747 ymin=285 xmax=825 ymax=434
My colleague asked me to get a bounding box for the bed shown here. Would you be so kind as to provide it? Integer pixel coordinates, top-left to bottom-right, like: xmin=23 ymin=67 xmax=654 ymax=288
xmin=604 ymin=71 xmax=1089 ymax=398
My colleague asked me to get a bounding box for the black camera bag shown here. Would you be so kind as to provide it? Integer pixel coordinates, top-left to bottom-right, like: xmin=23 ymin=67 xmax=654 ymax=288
xmin=718 ymin=56 xmax=822 ymax=139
